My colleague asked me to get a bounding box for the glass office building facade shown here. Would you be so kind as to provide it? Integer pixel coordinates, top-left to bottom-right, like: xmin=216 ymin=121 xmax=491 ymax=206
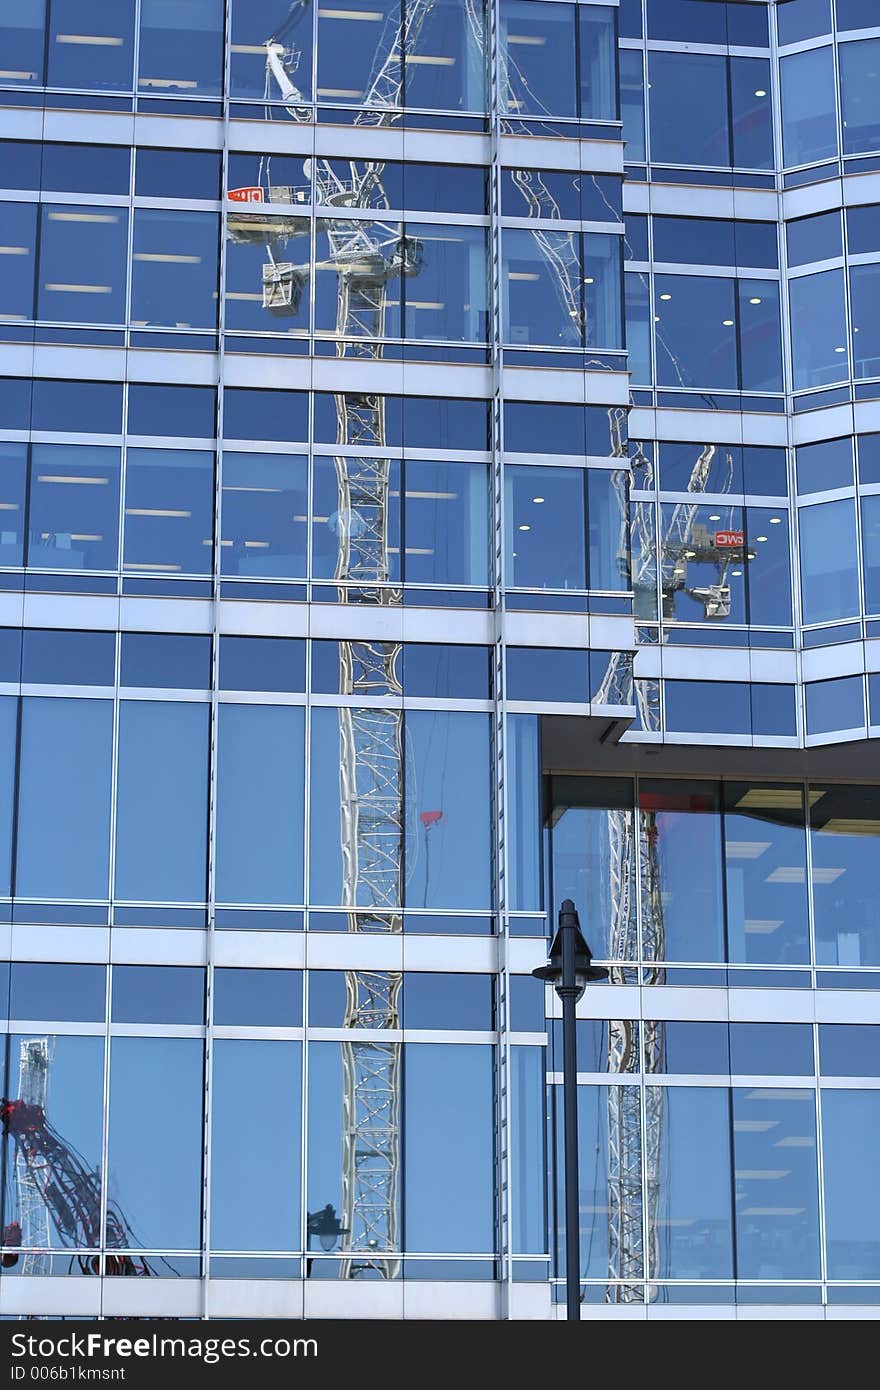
xmin=0 ymin=0 xmax=877 ymax=1320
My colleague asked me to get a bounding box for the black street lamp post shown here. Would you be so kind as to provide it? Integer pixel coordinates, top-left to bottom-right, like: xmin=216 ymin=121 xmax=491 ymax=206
xmin=532 ymin=899 xmax=608 ymax=1322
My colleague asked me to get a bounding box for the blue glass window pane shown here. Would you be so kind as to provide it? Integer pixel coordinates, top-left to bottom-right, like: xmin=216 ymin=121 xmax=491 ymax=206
xmin=859 ymin=433 xmax=880 ymax=483
xmin=0 ymin=445 xmax=28 ymax=568
xmin=507 ymin=714 xmax=541 ymax=913
xmin=403 ymin=396 xmax=488 ymax=449
xmin=565 ymin=1085 xmax=642 ymax=1277
xmin=123 ymin=448 xmax=214 ymax=575
xmin=404 ymin=1043 xmax=494 ymax=1253
xmin=506 ymin=647 xmax=588 ymax=702
xmin=850 ymin=263 xmax=880 ymax=379
xmin=624 ymin=214 xmax=648 ymax=262
xmin=138 ymin=0 xmax=224 ymax=97
xmin=404 ymin=224 xmax=488 ymax=343
xmin=836 ymin=0 xmax=879 ymax=28
xmin=651 ymin=1086 xmax=733 ymax=1279
xmin=215 ymin=704 xmax=305 ymax=905
xmin=649 ymin=51 xmax=729 ymax=166
xmin=403 ymin=458 xmax=489 ymax=587
xmin=666 ymin=680 xmax=751 ymax=735
xmin=733 ymin=1087 xmax=820 ymax=1279
xmin=511 ymin=1046 xmax=546 ymax=1254
xmin=406 ymin=711 xmax=492 ymax=910
xmin=747 ymin=505 xmax=792 ymax=625
xmin=311 ymin=455 xmax=400 ymax=585
xmin=743 ymin=446 xmax=788 ymax=496
xmin=648 ymin=0 xmax=727 ymax=43
xmin=847 ymin=204 xmax=880 ymax=255
xmin=121 ymin=633 xmax=211 ymax=689
xmin=822 ymin=1090 xmax=880 ymax=1278
xmin=751 ymin=684 xmax=797 ymax=737
xmin=211 ymin=1041 xmax=302 ymax=1251
xmin=653 ymin=217 xmax=735 ymax=267
xmin=863 ymin=494 xmax=880 ymax=612
xmin=219 ymin=636 xmax=305 ymax=691
xmin=41 ymin=144 xmax=130 ymax=196
xmin=584 ymin=232 xmax=623 ymax=347
xmin=500 ymin=0 xmax=577 ymax=119
xmin=135 ymin=147 xmax=221 ymax=199
xmin=819 ymin=1025 xmax=880 ymax=1076
xmin=38 ymin=205 xmax=128 ymax=325
xmin=0 ymin=0 xmax=46 ymax=85
xmin=213 ymin=969 xmax=302 ymax=1027
xmin=112 ymin=966 xmax=205 ymax=1023
xmin=796 ymin=437 xmax=853 ymax=493
xmin=115 ymin=701 xmax=209 ymax=902
xmin=21 ymin=629 xmax=114 ymax=685
xmin=579 ymin=5 xmax=617 ymax=120
xmin=131 ymin=210 xmax=218 ymax=330
xmin=618 ymin=0 xmax=642 ymax=38
xmin=28 ymin=444 xmax=120 ymax=573
xmin=589 ymin=470 xmax=630 ymax=592
xmin=47 ymin=0 xmax=135 ymax=90
xmin=16 ymin=697 xmax=112 ymax=898
xmin=787 ymin=211 xmax=842 ymax=266
xmin=625 ymin=272 xmax=651 ymax=383
xmin=739 ymin=222 xmax=783 ymax=273
xmin=0 ymin=382 xmax=31 ymax=431
xmin=403 ymin=644 xmax=490 ymax=699
xmin=811 ymin=786 xmax=880 ymax=966
xmin=777 ymin=0 xmax=832 ymax=43
xmin=731 ymin=58 xmax=774 ymax=170
xmin=10 ymin=963 xmax=105 ymax=1022
xmin=839 ymin=38 xmax=880 ymax=155
xmin=403 ymin=973 xmax=493 ymax=1029
xmin=0 ymin=699 xmax=16 ymax=898
xmin=806 ymin=676 xmax=865 ymax=734
xmin=505 ymin=466 xmax=586 ymax=589
xmin=780 ymin=46 xmax=837 ymax=165
xmin=405 ymin=0 xmax=487 ymax=113
xmin=223 ymin=388 xmax=307 ymax=444
xmin=729 ymin=1024 xmax=814 ymax=1075
xmin=0 ymin=631 xmax=21 ymax=680
xmin=656 ymin=1022 xmax=729 ymax=1074
xmin=6 ymin=1035 xmax=104 ymax=1249
xmin=220 ymin=452 xmax=307 ymax=579
xmin=230 ymin=0 xmax=313 ymax=101
xmin=655 ymin=275 xmax=738 ymax=390
xmin=799 ymin=498 xmax=860 ymax=622
xmin=639 ymin=781 xmax=724 ymax=961
xmin=128 ymin=385 xmax=216 ymax=438
xmin=551 ymin=778 xmax=637 ymax=962
xmin=620 ymin=49 xmax=646 ymax=161
xmin=31 ymin=379 xmax=122 ymax=434
xmin=0 ymin=203 xmax=36 ymax=323
xmin=316 ymin=0 xmax=399 ymax=111
xmin=503 ymin=228 xmax=582 ymax=348
xmin=404 ymin=163 xmax=487 ymax=215
xmin=728 ymin=1 xmax=769 ymax=45
xmin=109 ymin=1037 xmax=203 ymax=1249
xmin=504 ymin=402 xmax=585 ymax=456
xmin=723 ymin=783 xmax=809 ymax=965
xmin=788 ymin=269 xmax=848 ymax=389
xmin=739 ymin=280 xmax=782 ymax=391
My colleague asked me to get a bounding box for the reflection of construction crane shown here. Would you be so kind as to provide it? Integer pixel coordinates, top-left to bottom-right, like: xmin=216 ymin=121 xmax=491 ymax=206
xmin=1 ymin=1039 xmax=150 ymax=1277
xmin=259 ymin=1 xmax=637 ymax=1288
xmin=258 ymin=0 xmax=456 ymax=1281
xmin=631 ymin=443 xmax=752 ymax=626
